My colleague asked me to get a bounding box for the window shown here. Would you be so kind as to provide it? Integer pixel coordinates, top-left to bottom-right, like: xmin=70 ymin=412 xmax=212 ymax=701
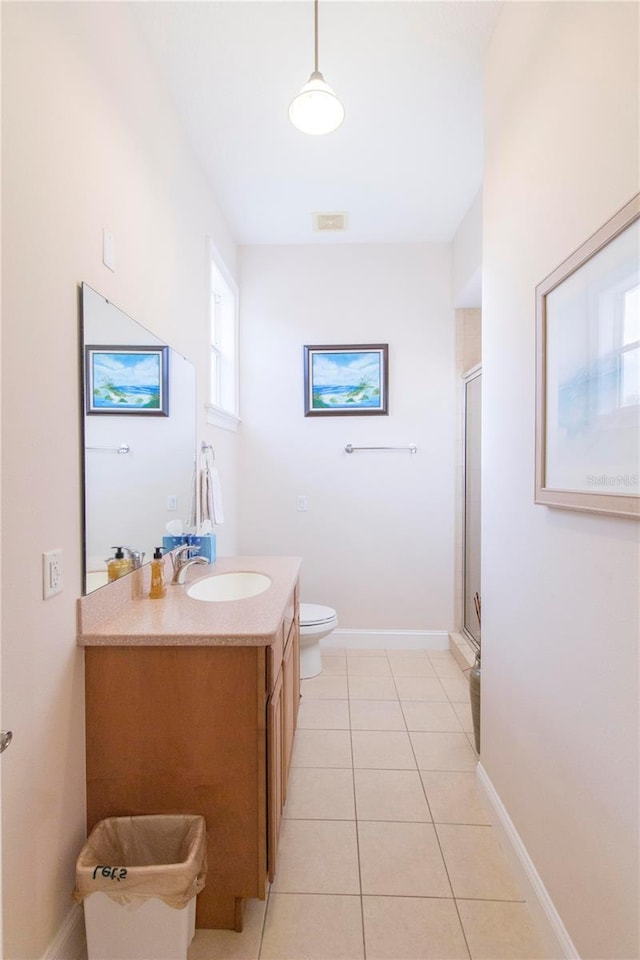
xmin=207 ymin=244 xmax=239 ymax=429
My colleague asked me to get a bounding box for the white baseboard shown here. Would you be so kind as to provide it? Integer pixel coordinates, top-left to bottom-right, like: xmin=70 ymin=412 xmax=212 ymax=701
xmin=42 ymin=903 xmax=86 ymax=960
xmin=476 ymin=763 xmax=580 ymax=960
xmin=323 ymin=629 xmax=449 ymax=651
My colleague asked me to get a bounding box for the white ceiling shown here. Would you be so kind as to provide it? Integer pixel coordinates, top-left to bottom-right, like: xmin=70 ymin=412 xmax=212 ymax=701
xmin=130 ymin=1 xmax=502 ymax=245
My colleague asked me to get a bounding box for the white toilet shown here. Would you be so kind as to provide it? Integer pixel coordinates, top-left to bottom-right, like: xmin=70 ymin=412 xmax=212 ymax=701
xmin=299 ymin=603 xmax=338 ymax=679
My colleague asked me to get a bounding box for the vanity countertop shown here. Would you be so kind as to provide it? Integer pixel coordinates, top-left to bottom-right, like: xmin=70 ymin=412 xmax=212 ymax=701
xmin=77 ymin=555 xmax=301 ymax=646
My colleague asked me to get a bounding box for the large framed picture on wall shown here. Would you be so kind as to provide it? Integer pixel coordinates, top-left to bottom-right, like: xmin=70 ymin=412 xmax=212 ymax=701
xmin=535 ymin=193 xmax=639 ymax=519
xmin=303 ymin=344 xmax=389 ymax=417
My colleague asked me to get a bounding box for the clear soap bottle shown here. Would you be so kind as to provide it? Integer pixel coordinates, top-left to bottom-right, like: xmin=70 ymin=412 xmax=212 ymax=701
xmin=107 ymin=547 xmax=133 ymax=582
xmin=149 ymin=547 xmax=166 ymax=599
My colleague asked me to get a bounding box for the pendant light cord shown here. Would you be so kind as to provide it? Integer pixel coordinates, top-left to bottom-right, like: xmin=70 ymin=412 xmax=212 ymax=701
xmin=314 ymin=0 xmax=319 ymax=73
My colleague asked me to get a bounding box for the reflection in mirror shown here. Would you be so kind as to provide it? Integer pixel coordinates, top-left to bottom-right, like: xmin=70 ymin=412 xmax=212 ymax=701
xmin=80 ymin=283 xmax=196 ymax=594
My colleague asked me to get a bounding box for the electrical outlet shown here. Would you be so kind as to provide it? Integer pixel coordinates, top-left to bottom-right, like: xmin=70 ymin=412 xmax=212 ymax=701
xmin=43 ymin=549 xmax=63 ymax=599
xmin=297 ymin=495 xmax=308 ymax=512
xmin=167 ymin=495 xmax=178 ymax=511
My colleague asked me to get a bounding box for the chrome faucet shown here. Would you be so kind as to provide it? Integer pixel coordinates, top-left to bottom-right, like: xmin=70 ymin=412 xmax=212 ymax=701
xmin=171 ymin=544 xmax=208 ymax=584
xmin=121 ymin=546 xmax=145 ymax=569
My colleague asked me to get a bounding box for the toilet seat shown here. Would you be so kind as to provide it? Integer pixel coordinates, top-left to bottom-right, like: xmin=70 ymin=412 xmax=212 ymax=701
xmin=298 ymin=603 xmax=337 ymax=679
xmin=300 ymin=603 xmax=337 ymax=628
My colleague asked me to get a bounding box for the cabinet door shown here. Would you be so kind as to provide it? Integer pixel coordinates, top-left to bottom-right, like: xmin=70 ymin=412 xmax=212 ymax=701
xmin=266 ymin=668 xmax=283 ymax=883
xmin=282 ymin=630 xmax=295 ymax=801
xmin=292 ymin=613 xmax=301 ymax=728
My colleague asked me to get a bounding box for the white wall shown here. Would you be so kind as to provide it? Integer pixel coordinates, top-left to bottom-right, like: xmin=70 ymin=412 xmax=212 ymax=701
xmin=482 ymin=4 xmax=639 ymax=958
xmin=1 ymin=4 xmax=237 ymax=955
xmin=452 ymin=189 xmax=482 ymax=308
xmin=238 ymin=244 xmax=456 ymax=635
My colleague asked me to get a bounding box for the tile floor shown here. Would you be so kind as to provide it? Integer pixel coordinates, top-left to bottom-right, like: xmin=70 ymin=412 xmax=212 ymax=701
xmin=189 ymin=648 xmax=550 ymax=960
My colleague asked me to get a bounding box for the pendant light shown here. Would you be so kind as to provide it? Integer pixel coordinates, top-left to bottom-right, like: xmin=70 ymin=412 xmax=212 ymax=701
xmin=289 ymin=0 xmax=344 ymax=136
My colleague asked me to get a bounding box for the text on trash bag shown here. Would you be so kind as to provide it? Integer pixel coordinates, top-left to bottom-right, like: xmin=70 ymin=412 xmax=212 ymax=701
xmin=93 ymin=865 xmax=128 ymax=882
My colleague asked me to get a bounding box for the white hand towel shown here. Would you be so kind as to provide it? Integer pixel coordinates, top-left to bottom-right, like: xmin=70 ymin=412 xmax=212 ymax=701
xmin=187 ymin=462 xmax=198 ymax=532
xmin=200 ymin=463 xmax=225 ymax=528
xmin=210 ymin=466 xmax=225 ymax=525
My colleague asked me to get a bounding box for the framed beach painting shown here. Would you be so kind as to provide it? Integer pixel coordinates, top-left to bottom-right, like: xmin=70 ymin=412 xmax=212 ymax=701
xmin=85 ymin=345 xmax=169 ymax=416
xmin=535 ymin=193 xmax=640 ymax=518
xmin=304 ymin=344 xmax=389 ymax=416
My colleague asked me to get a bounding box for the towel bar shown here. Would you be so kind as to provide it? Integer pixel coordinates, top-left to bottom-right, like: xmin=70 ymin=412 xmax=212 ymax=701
xmin=86 ymin=443 xmax=130 ymax=454
xmin=345 ymin=443 xmax=417 ymax=454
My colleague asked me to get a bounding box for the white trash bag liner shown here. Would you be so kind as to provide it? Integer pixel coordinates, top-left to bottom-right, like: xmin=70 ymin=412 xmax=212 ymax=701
xmin=74 ymin=814 xmax=207 ymax=909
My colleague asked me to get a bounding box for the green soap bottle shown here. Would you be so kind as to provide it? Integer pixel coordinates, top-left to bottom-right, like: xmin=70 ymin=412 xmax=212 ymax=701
xmin=149 ymin=547 xmax=166 ymax=599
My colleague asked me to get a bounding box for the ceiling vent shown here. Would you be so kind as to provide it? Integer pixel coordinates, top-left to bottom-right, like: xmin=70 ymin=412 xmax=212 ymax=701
xmin=313 ymin=212 xmax=348 ymax=232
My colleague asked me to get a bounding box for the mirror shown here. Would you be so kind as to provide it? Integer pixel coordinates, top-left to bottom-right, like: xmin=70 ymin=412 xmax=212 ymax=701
xmin=80 ymin=283 xmax=197 ymax=594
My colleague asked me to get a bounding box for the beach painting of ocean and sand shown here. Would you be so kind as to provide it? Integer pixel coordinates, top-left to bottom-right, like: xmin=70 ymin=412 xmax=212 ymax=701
xmin=304 ymin=344 xmax=388 ymax=416
xmin=85 ymin=345 xmax=169 ymax=415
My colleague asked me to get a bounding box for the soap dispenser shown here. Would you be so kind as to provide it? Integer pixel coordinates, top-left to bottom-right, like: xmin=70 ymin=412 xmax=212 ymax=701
xmin=149 ymin=547 xmax=166 ymax=599
xmin=106 ymin=547 xmax=133 ymax=582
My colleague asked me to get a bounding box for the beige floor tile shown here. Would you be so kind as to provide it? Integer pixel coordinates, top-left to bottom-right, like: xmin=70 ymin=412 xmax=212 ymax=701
xmin=457 ymin=899 xmax=552 ymax=959
xmin=358 ymin=821 xmax=452 ymax=897
xmin=386 ymin=648 xmax=428 ymax=658
xmin=297 ymin=699 xmax=350 ymax=730
xmin=389 ymin=657 xmax=437 ymax=678
xmin=319 ymin=646 xmax=347 ymax=656
xmin=272 ymin=819 xmax=360 ymax=894
xmin=190 ymin=897 xmax=266 ymax=959
xmin=301 ymin=674 xmax=349 ymax=699
xmin=452 ymin=701 xmax=474 ymax=733
xmin=410 ymin=732 xmax=478 ymax=771
xmin=420 ymin=771 xmax=491 ymax=824
xmin=402 ymin=700 xmax=463 ymax=732
xmin=351 ymin=730 xmax=417 ymax=769
xmin=344 ymin=647 xmax=387 ymax=656
xmin=354 ymin=769 xmax=431 ymax=822
xmin=466 ymin=732 xmax=479 ymax=755
xmin=436 ymin=824 xmax=524 ymax=900
xmin=395 ymin=676 xmax=448 ymax=702
xmin=347 ymin=657 xmax=392 ymax=677
xmin=427 ymin=649 xmax=457 ymax=661
xmin=432 ymin=658 xmax=466 ymax=678
xmin=291 ymin=729 xmax=353 ymax=768
xmin=320 ymin=656 xmax=347 ymax=676
xmin=349 ymin=699 xmax=406 ymax=731
xmin=440 ymin=674 xmax=471 ymax=703
xmin=348 ymin=676 xmax=398 ymax=700
xmin=260 ymin=893 xmax=364 ymax=959
xmin=284 ymin=768 xmax=355 ymax=819
xmin=362 ymin=896 xmax=470 ymax=960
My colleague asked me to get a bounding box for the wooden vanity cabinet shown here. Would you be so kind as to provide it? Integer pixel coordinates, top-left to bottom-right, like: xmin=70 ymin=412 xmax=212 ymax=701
xmin=84 ymin=583 xmax=299 ymax=932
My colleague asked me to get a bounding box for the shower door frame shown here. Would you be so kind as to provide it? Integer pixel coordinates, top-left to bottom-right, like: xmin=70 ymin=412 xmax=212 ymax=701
xmin=462 ymin=363 xmax=482 ymax=651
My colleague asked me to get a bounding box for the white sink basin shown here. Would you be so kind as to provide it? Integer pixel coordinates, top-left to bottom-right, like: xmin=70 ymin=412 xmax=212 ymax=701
xmin=187 ymin=571 xmax=272 ymax=602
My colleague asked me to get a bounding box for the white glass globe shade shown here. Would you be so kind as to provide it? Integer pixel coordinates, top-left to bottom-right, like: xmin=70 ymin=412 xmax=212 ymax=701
xmin=289 ymin=71 xmax=344 ymax=136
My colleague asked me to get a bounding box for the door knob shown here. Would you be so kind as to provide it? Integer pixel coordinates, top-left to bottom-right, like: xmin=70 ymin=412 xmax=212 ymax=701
xmin=0 ymin=731 xmax=13 ymax=754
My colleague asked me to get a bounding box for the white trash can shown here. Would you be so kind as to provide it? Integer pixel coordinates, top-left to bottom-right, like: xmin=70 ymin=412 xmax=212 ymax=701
xmin=74 ymin=815 xmax=207 ymax=960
